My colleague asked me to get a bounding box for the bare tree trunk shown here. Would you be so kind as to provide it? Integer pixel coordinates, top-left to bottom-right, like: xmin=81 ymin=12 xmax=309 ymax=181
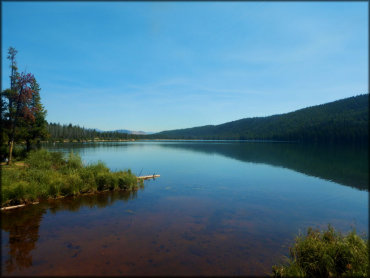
xmin=7 ymin=107 xmax=17 ymax=165
xmin=8 ymin=140 xmax=14 ymax=165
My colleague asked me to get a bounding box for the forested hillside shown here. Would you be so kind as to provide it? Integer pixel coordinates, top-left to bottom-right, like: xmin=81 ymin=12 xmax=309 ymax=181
xmin=47 ymin=123 xmax=143 ymax=142
xmin=151 ymin=94 xmax=368 ymax=143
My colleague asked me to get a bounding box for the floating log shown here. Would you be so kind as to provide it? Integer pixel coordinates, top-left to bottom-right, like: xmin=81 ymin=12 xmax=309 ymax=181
xmin=1 ymin=202 xmax=39 ymax=211
xmin=137 ymin=174 xmax=160 ymax=180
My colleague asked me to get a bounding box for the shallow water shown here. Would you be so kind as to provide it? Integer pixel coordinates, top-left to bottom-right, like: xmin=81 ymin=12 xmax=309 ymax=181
xmin=1 ymin=141 xmax=368 ymax=276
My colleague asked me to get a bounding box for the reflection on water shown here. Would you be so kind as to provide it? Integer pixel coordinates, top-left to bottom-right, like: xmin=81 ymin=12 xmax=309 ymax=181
xmin=1 ymin=190 xmax=139 ymax=274
xmin=45 ymin=141 xmax=368 ymax=191
xmin=1 ymin=191 xmax=287 ymax=276
xmin=1 ymin=141 xmax=368 ymax=276
xmin=47 ymin=189 xmax=139 ymax=212
xmin=2 ymin=205 xmax=45 ymax=273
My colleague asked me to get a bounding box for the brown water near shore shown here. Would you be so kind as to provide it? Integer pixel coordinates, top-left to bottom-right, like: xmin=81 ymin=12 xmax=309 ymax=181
xmin=2 ymin=190 xmax=288 ymax=276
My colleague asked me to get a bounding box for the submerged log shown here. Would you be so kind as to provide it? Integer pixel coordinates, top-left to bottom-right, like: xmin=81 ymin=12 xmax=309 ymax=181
xmin=137 ymin=174 xmax=160 ymax=180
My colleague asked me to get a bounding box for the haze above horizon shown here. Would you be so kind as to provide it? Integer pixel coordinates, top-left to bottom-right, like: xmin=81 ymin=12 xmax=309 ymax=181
xmin=1 ymin=2 xmax=367 ymax=132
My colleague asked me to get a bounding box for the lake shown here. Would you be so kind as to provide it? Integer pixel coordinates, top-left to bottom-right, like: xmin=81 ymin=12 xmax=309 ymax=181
xmin=1 ymin=141 xmax=368 ymax=276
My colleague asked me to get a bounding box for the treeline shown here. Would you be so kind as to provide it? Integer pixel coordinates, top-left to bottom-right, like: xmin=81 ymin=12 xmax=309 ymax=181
xmin=47 ymin=122 xmax=143 ymax=142
xmin=151 ymin=94 xmax=369 ymax=143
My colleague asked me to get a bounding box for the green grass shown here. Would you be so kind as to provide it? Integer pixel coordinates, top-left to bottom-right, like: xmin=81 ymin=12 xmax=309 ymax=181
xmin=1 ymin=149 xmax=142 ymax=207
xmin=272 ymin=225 xmax=369 ymax=277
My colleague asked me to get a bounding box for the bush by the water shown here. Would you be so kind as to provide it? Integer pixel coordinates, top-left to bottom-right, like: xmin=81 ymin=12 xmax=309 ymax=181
xmin=272 ymin=225 xmax=369 ymax=277
xmin=1 ymin=149 xmax=142 ymax=206
xmin=0 ymin=144 xmax=28 ymax=162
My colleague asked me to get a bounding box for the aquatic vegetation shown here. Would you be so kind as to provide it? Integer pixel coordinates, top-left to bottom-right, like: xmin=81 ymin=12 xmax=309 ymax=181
xmin=1 ymin=149 xmax=142 ymax=207
xmin=272 ymin=225 xmax=369 ymax=277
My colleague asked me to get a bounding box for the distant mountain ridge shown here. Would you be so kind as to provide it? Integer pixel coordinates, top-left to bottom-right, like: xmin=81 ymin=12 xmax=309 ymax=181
xmin=92 ymin=128 xmax=152 ymax=135
xmin=114 ymin=129 xmax=154 ymax=135
xmin=151 ymin=94 xmax=368 ymax=143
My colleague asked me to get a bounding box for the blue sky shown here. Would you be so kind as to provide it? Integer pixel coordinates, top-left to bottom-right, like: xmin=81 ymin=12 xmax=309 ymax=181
xmin=1 ymin=2 xmax=368 ymax=132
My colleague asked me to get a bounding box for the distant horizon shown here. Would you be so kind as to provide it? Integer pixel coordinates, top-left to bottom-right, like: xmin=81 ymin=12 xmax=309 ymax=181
xmin=50 ymin=93 xmax=367 ymax=134
xmin=2 ymin=2 xmax=367 ymax=132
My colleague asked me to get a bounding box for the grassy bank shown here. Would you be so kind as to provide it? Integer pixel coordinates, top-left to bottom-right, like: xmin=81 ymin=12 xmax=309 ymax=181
xmin=272 ymin=225 xmax=369 ymax=277
xmin=1 ymin=149 xmax=142 ymax=207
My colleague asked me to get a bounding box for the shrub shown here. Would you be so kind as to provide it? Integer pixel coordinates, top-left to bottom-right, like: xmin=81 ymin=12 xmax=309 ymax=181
xmin=47 ymin=183 xmax=59 ymax=198
xmin=85 ymin=161 xmax=109 ymax=177
xmin=0 ymin=145 xmax=28 ymax=162
xmin=25 ymin=149 xmax=53 ymax=169
xmin=12 ymin=145 xmax=28 ymax=161
xmin=66 ymin=152 xmax=83 ymax=170
xmin=66 ymin=173 xmax=83 ymax=195
xmin=117 ymin=176 xmax=129 ymax=190
xmin=3 ymin=181 xmax=28 ymax=205
xmin=96 ymin=172 xmax=115 ymax=191
xmin=78 ymin=168 xmax=96 ymax=193
xmin=60 ymin=183 xmax=73 ymax=196
xmin=116 ymin=171 xmax=138 ymax=190
xmin=272 ymin=225 xmax=369 ymax=277
xmin=107 ymin=174 xmax=117 ymax=190
xmin=50 ymin=152 xmax=65 ymax=169
xmin=24 ymin=168 xmax=52 ymax=186
xmin=13 ymin=182 xmax=26 ymax=200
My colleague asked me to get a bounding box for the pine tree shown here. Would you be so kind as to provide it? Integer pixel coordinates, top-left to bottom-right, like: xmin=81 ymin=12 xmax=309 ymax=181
xmin=20 ymin=78 xmax=48 ymax=151
xmin=3 ymin=47 xmax=20 ymax=164
xmin=2 ymin=47 xmax=48 ymax=163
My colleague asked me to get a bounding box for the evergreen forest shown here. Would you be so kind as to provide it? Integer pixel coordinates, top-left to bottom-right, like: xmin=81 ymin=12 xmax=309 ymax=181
xmin=151 ymin=94 xmax=368 ymax=143
xmin=46 ymin=122 xmax=142 ymax=142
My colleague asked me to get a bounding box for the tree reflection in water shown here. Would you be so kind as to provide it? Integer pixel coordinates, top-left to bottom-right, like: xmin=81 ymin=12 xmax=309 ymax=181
xmin=44 ymin=141 xmax=369 ymax=191
xmin=1 ymin=189 xmax=140 ymax=273
xmin=2 ymin=205 xmax=45 ymax=273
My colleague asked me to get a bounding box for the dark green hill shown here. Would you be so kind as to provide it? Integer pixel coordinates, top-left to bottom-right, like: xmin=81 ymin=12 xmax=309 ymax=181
xmin=151 ymin=94 xmax=369 ymax=143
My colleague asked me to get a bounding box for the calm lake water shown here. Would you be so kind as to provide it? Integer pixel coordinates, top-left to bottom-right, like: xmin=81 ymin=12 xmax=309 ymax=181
xmin=1 ymin=141 xmax=368 ymax=276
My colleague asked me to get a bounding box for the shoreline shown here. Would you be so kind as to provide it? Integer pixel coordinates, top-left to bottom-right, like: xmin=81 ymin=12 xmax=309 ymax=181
xmin=41 ymin=139 xmax=295 ymax=143
xmin=1 ymin=150 xmax=145 ymax=210
xmin=1 ymin=187 xmax=132 ymax=211
xmin=1 ymin=171 xmax=159 ymax=211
